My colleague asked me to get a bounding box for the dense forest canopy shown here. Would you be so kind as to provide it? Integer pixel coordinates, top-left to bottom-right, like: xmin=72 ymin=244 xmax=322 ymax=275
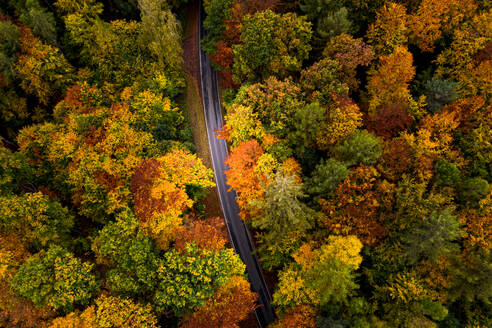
xmin=203 ymin=0 xmax=491 ymax=327
xmin=0 ymin=0 xmax=257 ymax=327
xmin=0 ymin=0 xmax=491 ymax=327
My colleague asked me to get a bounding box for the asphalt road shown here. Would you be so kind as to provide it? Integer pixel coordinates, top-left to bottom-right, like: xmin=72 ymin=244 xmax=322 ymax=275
xmin=198 ymin=3 xmax=276 ymax=327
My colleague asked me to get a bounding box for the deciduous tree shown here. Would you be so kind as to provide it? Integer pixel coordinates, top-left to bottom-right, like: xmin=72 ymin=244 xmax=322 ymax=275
xmin=49 ymin=295 xmax=158 ymax=328
xmin=232 ymin=10 xmax=312 ymax=83
xmin=91 ymin=211 xmax=159 ymax=297
xmin=121 ymin=86 xmax=181 ymax=133
xmin=379 ymin=137 xmax=413 ymax=182
xmin=225 ymin=139 xmax=265 ymax=220
xmin=323 ymin=33 xmax=375 ymax=91
xmin=181 ymin=275 xmax=257 ymax=328
xmin=221 ymin=103 xmax=265 ymax=146
xmin=408 ymin=0 xmax=477 ymax=52
xmin=0 ymin=192 xmax=73 ymax=249
xmin=138 ymin=0 xmax=183 ymax=70
xmin=131 ymin=150 xmax=214 ymax=247
xmin=367 ymin=46 xmax=416 ymax=113
xmin=92 ymin=295 xmax=158 ymax=328
xmin=56 ymin=0 xmax=162 ymax=88
xmin=365 ymin=101 xmax=413 ymax=138
xmin=174 ymin=217 xmax=228 ymax=253
xmin=402 ymin=109 xmax=462 ymax=183
xmin=303 ymin=243 xmax=361 ymax=307
xmin=154 ymin=244 xmax=245 ymax=315
xmin=273 ymin=236 xmax=362 ymax=310
xmin=299 ymin=58 xmax=348 ymax=105
xmin=366 ymin=2 xmax=409 ymax=55
xmin=11 ymin=246 xmax=99 ymax=312
xmin=272 ymin=305 xmax=317 ymax=328
xmin=68 ymin=115 xmax=156 ymax=221
xmin=435 ymin=11 xmax=491 ymax=98
xmin=15 ymin=25 xmax=74 ymax=104
xmin=316 ymin=95 xmax=362 ymax=150
xmin=321 ymin=166 xmax=386 ymax=246
xmin=235 ymin=77 xmax=303 ymax=137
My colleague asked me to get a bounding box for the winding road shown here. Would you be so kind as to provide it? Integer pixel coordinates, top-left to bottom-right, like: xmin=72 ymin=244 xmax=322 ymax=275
xmin=198 ymin=3 xmax=276 ymax=327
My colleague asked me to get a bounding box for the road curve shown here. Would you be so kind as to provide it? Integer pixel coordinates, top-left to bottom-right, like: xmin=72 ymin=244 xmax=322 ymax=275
xmin=197 ymin=3 xmax=276 ymax=327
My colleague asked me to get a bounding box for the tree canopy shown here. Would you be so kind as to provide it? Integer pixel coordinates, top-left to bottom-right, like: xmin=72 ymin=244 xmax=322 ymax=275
xmin=2 ymin=0 xmax=491 ymax=326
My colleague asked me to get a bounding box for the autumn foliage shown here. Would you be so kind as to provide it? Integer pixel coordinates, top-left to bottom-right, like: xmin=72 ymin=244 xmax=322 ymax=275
xmin=272 ymin=305 xmax=317 ymax=328
xmin=367 ymin=45 xmax=416 ymax=113
xmin=321 ymin=166 xmax=386 ymax=246
xmin=174 ymin=217 xmax=228 ymax=252
xmin=225 ymin=139 xmax=265 ymax=219
xmin=366 ymin=101 xmax=413 ymax=138
xmin=131 ymin=150 xmax=214 ymax=247
xmin=1 ymin=0 xmax=491 ymax=327
xmin=181 ymin=275 xmax=257 ymax=328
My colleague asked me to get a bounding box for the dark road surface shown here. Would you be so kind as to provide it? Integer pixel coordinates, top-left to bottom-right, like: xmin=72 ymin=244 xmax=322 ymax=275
xmin=198 ymin=3 xmax=276 ymax=327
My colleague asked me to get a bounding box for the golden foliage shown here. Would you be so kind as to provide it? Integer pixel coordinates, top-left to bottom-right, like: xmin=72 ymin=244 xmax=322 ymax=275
xmin=408 ymin=0 xmax=477 ymax=52
xmin=367 ymin=46 xmax=415 ymax=113
xmin=131 ymin=150 xmax=214 ymax=248
xmin=15 ymin=26 xmax=74 ymax=104
xmin=272 ymin=305 xmax=317 ymax=328
xmin=436 ymin=11 xmax=492 ymax=98
xmin=317 ymin=235 xmax=363 ymax=270
xmin=221 ymin=104 xmax=266 ymax=146
xmin=181 ymin=275 xmax=257 ymax=328
xmin=316 ymin=95 xmax=363 ymax=149
xmin=49 ymin=295 xmax=158 ymax=328
xmin=367 ymin=2 xmax=409 ymax=55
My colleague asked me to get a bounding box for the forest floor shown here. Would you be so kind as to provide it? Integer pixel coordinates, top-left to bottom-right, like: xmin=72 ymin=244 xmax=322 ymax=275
xmin=182 ymin=0 xmax=222 ymax=220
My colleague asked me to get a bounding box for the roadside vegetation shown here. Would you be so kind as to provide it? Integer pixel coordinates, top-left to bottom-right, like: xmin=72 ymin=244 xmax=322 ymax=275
xmin=203 ymin=0 xmax=491 ymax=327
xmin=0 ymin=1 xmax=256 ymax=327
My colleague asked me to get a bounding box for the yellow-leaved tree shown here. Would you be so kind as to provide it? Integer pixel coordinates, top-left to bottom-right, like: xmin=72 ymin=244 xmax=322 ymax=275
xmin=131 ymin=149 xmax=214 ymax=248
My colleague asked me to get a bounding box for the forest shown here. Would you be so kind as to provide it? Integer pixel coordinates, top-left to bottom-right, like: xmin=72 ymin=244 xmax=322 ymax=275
xmin=0 ymin=0 xmax=491 ymax=327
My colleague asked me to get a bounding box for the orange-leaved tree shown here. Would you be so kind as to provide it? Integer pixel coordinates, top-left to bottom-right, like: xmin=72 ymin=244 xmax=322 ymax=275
xmin=224 ymin=139 xmax=265 ymax=220
xmin=174 ymin=217 xmax=228 ymax=253
xmin=321 ymin=166 xmax=386 ymax=246
xmin=181 ymin=275 xmax=257 ymax=328
xmin=131 ymin=150 xmax=215 ymax=248
xmin=435 ymin=10 xmax=491 ymax=99
xmin=367 ymin=46 xmax=416 ymax=114
xmin=408 ymin=0 xmax=477 ymax=52
xmin=272 ymin=305 xmax=317 ymax=328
